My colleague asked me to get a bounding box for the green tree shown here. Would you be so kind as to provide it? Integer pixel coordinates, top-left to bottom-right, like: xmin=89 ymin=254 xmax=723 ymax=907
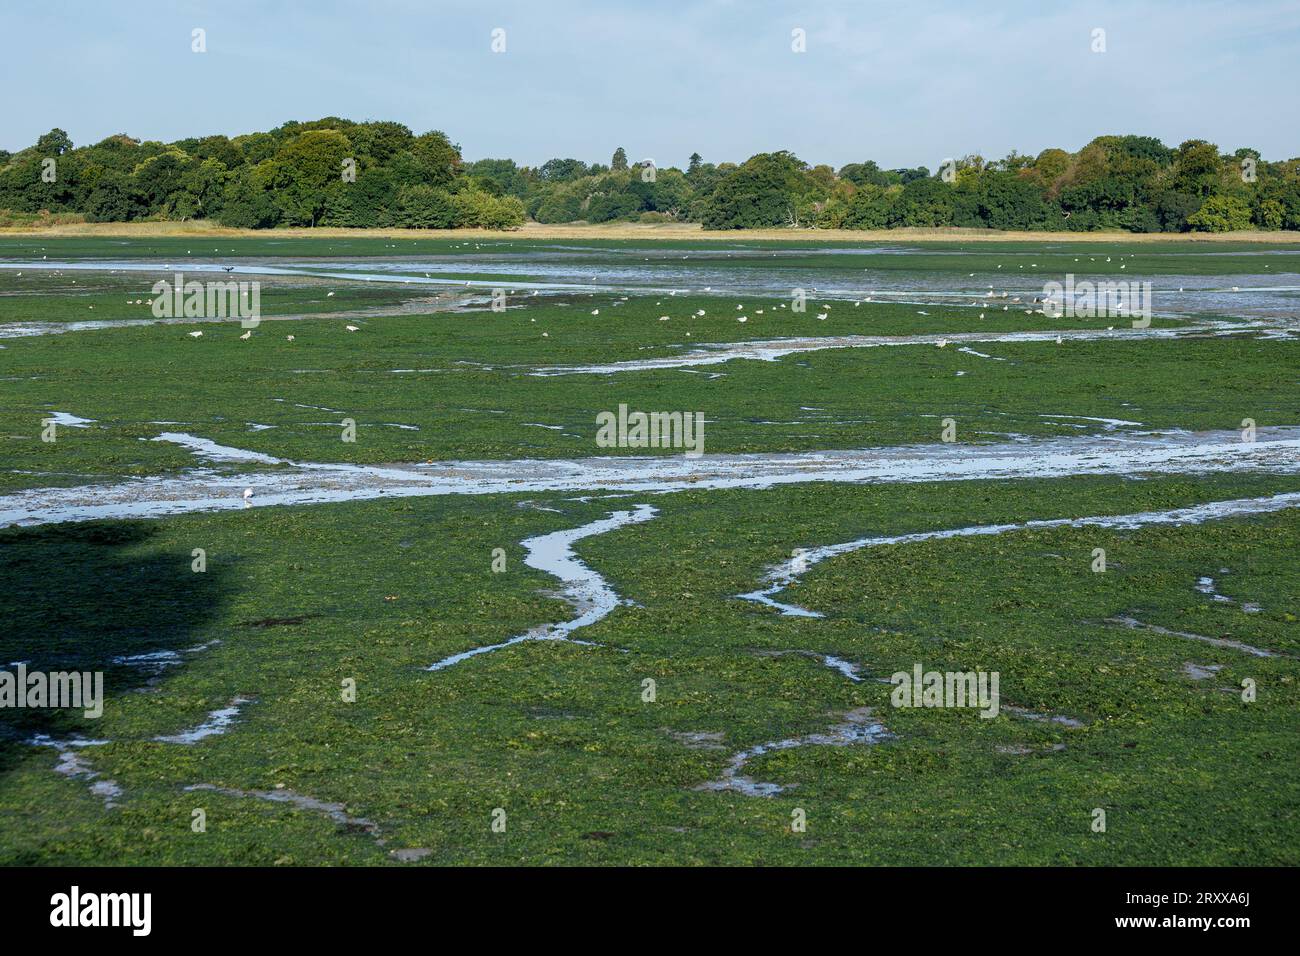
xmin=1186 ymin=194 xmax=1252 ymax=231
xmin=407 ymin=131 xmax=462 ymax=186
xmin=395 ymin=184 xmax=457 ymax=227
xmin=269 ymin=129 xmax=353 ymax=225
xmin=838 ymin=161 xmax=891 ymax=187
xmin=130 ymin=149 xmax=194 ymax=215
xmin=1172 ymin=140 xmax=1223 ymax=197
xmin=36 ymin=128 xmax=73 ymax=156
xmin=702 ymin=151 xmax=818 ymax=229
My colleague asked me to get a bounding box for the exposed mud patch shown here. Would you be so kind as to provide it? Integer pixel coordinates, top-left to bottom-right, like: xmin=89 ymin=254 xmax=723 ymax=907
xmin=7 ymin=428 xmax=1300 ymax=528
xmin=740 ymin=491 xmax=1300 ymax=618
xmin=1106 ymin=615 xmax=1287 ymax=659
xmin=666 ymin=729 xmax=727 ymax=750
xmin=695 ymin=707 xmax=893 ymax=797
xmin=240 ymin=614 xmax=319 ymax=629
xmin=185 ymin=783 xmax=382 ymax=842
xmin=751 ymin=647 xmax=867 ymax=682
xmin=155 ymin=697 xmax=253 ymax=744
xmin=390 ymin=847 xmax=432 ymax=862
xmin=996 ymin=742 xmax=1068 ymax=755
xmin=27 ymin=735 xmax=120 ymax=808
xmin=426 ymin=505 xmax=656 ymax=671
xmin=1195 ymin=572 xmax=1262 ymax=613
xmin=529 ymin=322 xmax=1277 ymax=376
xmin=1002 ymin=705 xmax=1086 ymax=728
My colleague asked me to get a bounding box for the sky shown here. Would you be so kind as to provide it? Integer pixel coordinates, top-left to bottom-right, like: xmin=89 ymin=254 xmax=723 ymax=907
xmin=2 ymin=0 xmax=1298 ymax=170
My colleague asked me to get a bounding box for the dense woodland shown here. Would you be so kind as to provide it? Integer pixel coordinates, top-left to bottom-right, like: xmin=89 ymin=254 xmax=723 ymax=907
xmin=2 ymin=117 xmax=1298 ymax=232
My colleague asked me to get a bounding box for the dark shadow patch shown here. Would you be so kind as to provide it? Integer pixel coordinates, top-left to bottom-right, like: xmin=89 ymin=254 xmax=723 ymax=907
xmin=0 ymin=519 xmax=232 ymax=776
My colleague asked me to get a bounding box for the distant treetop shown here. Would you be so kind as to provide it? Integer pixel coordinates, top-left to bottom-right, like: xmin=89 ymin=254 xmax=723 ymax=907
xmin=2 ymin=121 xmax=1295 ymax=232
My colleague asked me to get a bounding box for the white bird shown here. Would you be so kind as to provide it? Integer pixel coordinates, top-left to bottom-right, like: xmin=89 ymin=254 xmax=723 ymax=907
xmin=286 ymin=335 xmax=295 ymax=342
xmin=188 ymin=331 xmax=203 ymax=338
xmin=936 ymin=339 xmax=949 ymax=348
xmin=327 ymin=291 xmax=335 ymax=296
xmin=345 ymin=325 xmax=359 ymax=332
xmin=239 ymin=330 xmax=252 ymax=340
xmin=243 ymin=488 xmax=253 ymax=500
xmin=816 ymin=312 xmax=828 ymax=320
xmin=917 ymin=310 xmax=929 ymax=316
xmin=737 ymin=316 xmax=748 ymax=323
xmin=591 ymin=309 xmax=599 ymax=315
xmin=658 ymin=316 xmax=670 ymax=321
xmin=1055 ymin=336 xmax=1062 ymax=344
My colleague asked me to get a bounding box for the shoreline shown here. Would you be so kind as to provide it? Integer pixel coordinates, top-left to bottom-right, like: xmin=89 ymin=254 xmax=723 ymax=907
xmin=3 ymin=220 xmax=1299 ymax=244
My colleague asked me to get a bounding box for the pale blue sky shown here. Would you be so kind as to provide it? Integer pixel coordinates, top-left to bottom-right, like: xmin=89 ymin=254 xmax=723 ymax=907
xmin=2 ymin=0 xmax=1298 ymax=168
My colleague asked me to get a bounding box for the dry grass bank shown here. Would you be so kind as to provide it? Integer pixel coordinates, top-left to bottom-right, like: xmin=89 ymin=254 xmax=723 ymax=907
xmin=2 ymin=219 xmax=1299 ymax=244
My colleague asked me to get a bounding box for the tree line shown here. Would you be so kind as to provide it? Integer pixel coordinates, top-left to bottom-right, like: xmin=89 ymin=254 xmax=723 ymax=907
xmin=2 ymin=119 xmax=1296 ymax=233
